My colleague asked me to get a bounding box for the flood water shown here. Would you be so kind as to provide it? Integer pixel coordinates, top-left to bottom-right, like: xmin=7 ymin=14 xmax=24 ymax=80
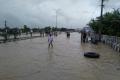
xmin=0 ymin=32 xmax=120 ymax=80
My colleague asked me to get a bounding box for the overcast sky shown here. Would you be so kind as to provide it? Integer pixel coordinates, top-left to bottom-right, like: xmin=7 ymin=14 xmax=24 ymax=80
xmin=0 ymin=0 xmax=120 ymax=28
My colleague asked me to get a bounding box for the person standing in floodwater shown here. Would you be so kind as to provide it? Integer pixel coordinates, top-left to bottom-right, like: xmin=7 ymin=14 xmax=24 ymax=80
xmin=83 ymin=32 xmax=86 ymax=43
xmin=66 ymin=32 xmax=70 ymax=38
xmin=48 ymin=34 xmax=54 ymax=48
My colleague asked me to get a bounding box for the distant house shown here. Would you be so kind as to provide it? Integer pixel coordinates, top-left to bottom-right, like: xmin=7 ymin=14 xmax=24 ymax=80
xmin=75 ymin=28 xmax=82 ymax=32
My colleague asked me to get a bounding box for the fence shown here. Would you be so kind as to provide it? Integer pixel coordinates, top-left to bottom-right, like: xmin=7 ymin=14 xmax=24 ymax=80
xmin=101 ymin=35 xmax=120 ymax=52
xmin=0 ymin=32 xmax=44 ymax=43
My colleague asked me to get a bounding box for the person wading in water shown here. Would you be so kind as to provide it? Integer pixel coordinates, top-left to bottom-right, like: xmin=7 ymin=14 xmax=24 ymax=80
xmin=83 ymin=31 xmax=87 ymax=43
xmin=48 ymin=33 xmax=54 ymax=48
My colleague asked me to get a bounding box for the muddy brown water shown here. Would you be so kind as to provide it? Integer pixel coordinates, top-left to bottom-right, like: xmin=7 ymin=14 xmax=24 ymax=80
xmin=0 ymin=32 xmax=120 ymax=80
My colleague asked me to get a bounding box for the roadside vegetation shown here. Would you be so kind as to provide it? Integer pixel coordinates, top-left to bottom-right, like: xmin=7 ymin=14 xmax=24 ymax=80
xmin=88 ymin=9 xmax=120 ymax=37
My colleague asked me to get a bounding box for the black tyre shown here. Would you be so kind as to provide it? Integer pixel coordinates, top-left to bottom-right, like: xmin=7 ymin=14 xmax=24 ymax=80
xmin=84 ymin=52 xmax=100 ymax=58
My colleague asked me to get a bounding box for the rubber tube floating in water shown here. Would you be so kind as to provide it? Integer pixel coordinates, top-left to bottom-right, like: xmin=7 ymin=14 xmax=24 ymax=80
xmin=84 ymin=52 xmax=100 ymax=58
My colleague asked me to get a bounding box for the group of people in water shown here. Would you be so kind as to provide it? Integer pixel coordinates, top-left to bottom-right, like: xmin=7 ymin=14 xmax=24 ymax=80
xmin=81 ymin=30 xmax=99 ymax=44
xmin=48 ymin=30 xmax=99 ymax=48
xmin=81 ymin=31 xmax=91 ymax=43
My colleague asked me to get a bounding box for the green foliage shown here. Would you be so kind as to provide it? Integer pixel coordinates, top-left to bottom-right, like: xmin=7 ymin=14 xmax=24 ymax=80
xmin=88 ymin=9 xmax=120 ymax=37
xmin=9 ymin=28 xmax=20 ymax=39
xmin=0 ymin=27 xmax=21 ymax=39
xmin=44 ymin=26 xmax=51 ymax=33
xmin=60 ymin=28 xmax=67 ymax=31
xmin=32 ymin=28 xmax=39 ymax=32
xmin=21 ymin=25 xmax=30 ymax=34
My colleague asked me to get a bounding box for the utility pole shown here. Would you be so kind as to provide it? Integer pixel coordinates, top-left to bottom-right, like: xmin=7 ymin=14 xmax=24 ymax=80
xmin=100 ymin=0 xmax=104 ymax=20
xmin=4 ymin=20 xmax=8 ymax=42
xmin=4 ymin=20 xmax=8 ymax=33
xmin=55 ymin=10 xmax=58 ymax=28
xmin=99 ymin=0 xmax=105 ymax=41
xmin=5 ymin=20 xmax=7 ymax=28
xmin=54 ymin=9 xmax=60 ymax=36
xmin=55 ymin=9 xmax=61 ymax=28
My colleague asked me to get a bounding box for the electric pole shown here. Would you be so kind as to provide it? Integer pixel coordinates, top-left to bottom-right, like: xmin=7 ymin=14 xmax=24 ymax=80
xmin=99 ymin=0 xmax=105 ymax=41
xmin=4 ymin=20 xmax=8 ymax=42
xmin=55 ymin=10 xmax=58 ymax=28
xmin=5 ymin=20 xmax=7 ymax=28
xmin=56 ymin=11 xmax=58 ymax=28
xmin=100 ymin=0 xmax=104 ymax=20
xmin=55 ymin=9 xmax=61 ymax=28
xmin=4 ymin=20 xmax=8 ymax=33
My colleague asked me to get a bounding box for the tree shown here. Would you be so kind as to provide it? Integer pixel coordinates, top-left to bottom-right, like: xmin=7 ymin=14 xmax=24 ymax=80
xmin=44 ymin=26 xmax=51 ymax=34
xmin=88 ymin=9 xmax=120 ymax=37
xmin=10 ymin=28 xmax=20 ymax=39
xmin=23 ymin=25 xmax=30 ymax=34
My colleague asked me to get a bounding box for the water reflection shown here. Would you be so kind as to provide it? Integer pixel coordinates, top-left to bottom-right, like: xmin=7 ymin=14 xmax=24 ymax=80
xmin=48 ymin=47 xmax=54 ymax=61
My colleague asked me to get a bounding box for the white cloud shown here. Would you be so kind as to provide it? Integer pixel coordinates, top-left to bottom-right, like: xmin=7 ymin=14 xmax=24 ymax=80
xmin=0 ymin=0 xmax=120 ymax=28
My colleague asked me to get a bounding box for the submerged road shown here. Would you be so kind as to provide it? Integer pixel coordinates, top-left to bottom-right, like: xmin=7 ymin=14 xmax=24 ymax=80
xmin=0 ymin=32 xmax=120 ymax=80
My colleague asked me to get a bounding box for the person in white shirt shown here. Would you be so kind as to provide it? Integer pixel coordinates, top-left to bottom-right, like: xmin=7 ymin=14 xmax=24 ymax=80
xmin=48 ymin=33 xmax=53 ymax=48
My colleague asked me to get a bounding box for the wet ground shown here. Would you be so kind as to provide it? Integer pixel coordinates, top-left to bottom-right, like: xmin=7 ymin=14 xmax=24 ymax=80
xmin=0 ymin=32 xmax=120 ymax=80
